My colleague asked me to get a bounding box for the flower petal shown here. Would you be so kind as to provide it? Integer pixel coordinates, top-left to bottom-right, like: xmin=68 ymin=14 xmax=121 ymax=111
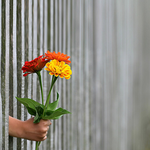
xmin=45 ymin=59 xmax=72 ymax=79
xmin=45 ymin=51 xmax=71 ymax=64
xmin=22 ymin=55 xmax=49 ymax=76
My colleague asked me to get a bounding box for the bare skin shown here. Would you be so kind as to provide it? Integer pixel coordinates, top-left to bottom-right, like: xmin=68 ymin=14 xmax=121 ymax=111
xmin=9 ymin=116 xmax=51 ymax=141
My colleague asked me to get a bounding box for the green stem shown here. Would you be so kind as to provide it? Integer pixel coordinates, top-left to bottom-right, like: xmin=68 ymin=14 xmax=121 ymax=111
xmin=38 ymin=141 xmax=41 ymax=146
xmin=43 ymin=75 xmax=58 ymax=115
xmin=36 ymin=141 xmax=39 ymax=150
xmin=37 ymin=71 xmax=44 ymax=105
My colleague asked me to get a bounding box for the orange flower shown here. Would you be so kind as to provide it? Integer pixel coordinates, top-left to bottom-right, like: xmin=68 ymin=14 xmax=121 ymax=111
xmin=22 ymin=55 xmax=49 ymax=76
xmin=45 ymin=51 xmax=71 ymax=65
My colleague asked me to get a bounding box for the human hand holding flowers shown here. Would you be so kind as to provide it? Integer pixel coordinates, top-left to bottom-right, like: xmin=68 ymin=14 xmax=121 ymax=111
xmin=9 ymin=116 xmax=51 ymax=141
xmin=16 ymin=51 xmax=72 ymax=150
xmin=22 ymin=117 xmax=51 ymax=141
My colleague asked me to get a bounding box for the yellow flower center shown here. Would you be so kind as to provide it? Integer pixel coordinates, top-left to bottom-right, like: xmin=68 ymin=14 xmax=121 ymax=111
xmin=45 ymin=59 xmax=72 ymax=79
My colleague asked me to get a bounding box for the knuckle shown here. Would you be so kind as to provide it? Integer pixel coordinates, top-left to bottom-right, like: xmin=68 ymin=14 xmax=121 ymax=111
xmin=38 ymin=134 xmax=46 ymax=139
xmin=43 ymin=128 xmax=48 ymax=133
xmin=42 ymin=133 xmax=46 ymax=138
xmin=39 ymin=127 xmax=47 ymax=133
xmin=49 ymin=120 xmax=52 ymax=125
xmin=41 ymin=135 xmax=47 ymax=141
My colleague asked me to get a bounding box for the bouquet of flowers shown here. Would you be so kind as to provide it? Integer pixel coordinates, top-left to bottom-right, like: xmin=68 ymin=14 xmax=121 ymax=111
xmin=16 ymin=51 xmax=72 ymax=150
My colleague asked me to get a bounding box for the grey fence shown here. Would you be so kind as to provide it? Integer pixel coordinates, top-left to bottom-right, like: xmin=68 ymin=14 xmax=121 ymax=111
xmin=0 ymin=0 xmax=150 ymax=150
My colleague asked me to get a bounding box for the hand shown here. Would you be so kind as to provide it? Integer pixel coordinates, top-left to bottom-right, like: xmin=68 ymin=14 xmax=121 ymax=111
xmin=9 ymin=116 xmax=52 ymax=141
xmin=22 ymin=117 xmax=51 ymax=141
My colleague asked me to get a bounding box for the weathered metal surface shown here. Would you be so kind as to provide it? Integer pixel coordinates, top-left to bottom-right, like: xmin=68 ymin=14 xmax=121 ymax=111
xmin=0 ymin=0 xmax=150 ymax=150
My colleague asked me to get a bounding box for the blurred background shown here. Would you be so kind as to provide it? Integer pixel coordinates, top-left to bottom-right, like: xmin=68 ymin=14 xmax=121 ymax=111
xmin=0 ymin=0 xmax=150 ymax=150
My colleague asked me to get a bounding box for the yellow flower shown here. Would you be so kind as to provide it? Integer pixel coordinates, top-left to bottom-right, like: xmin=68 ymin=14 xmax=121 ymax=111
xmin=45 ymin=59 xmax=72 ymax=79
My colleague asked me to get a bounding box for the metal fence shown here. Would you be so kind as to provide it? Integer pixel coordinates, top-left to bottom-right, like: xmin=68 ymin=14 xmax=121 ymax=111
xmin=1 ymin=0 xmax=150 ymax=150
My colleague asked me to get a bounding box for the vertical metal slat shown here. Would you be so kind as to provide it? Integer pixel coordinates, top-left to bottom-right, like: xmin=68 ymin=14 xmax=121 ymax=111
xmin=21 ymin=0 xmax=25 ymax=149
xmin=13 ymin=0 xmax=17 ymax=149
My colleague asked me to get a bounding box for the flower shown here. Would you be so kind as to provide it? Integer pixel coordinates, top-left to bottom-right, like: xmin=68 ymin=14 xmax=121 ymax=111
xmin=45 ymin=51 xmax=71 ymax=65
xmin=22 ymin=55 xmax=49 ymax=76
xmin=45 ymin=59 xmax=72 ymax=79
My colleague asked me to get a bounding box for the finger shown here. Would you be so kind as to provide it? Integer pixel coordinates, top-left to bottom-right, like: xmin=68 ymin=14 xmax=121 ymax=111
xmin=45 ymin=120 xmax=51 ymax=126
xmin=46 ymin=126 xmax=49 ymax=131
xmin=47 ymin=120 xmax=51 ymax=126
xmin=36 ymin=132 xmax=47 ymax=140
xmin=42 ymin=136 xmax=47 ymax=141
xmin=39 ymin=128 xmax=48 ymax=134
xmin=41 ymin=119 xmax=51 ymax=126
xmin=49 ymin=120 xmax=52 ymax=125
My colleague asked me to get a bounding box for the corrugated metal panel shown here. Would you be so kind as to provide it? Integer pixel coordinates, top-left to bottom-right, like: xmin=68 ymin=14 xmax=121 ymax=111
xmin=5 ymin=0 xmax=10 ymax=149
xmin=1 ymin=0 xmax=150 ymax=150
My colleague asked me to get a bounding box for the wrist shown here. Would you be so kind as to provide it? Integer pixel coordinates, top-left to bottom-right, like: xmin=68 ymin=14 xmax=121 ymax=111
xmin=9 ymin=116 xmax=25 ymax=138
xmin=19 ymin=117 xmax=35 ymax=140
xmin=17 ymin=120 xmax=26 ymax=138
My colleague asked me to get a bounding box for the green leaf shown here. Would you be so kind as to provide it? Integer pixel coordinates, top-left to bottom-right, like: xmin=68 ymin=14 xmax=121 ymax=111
xmin=33 ymin=105 xmax=44 ymax=123
xmin=44 ymin=110 xmax=54 ymax=116
xmin=42 ymin=108 xmax=71 ymax=120
xmin=36 ymin=105 xmax=44 ymax=115
xmin=16 ymin=97 xmax=44 ymax=111
xmin=47 ymin=92 xmax=59 ymax=111
xmin=53 ymin=115 xmax=62 ymax=120
xmin=34 ymin=110 xmax=41 ymax=123
xmin=16 ymin=97 xmax=44 ymax=123
xmin=26 ymin=107 xmax=36 ymax=116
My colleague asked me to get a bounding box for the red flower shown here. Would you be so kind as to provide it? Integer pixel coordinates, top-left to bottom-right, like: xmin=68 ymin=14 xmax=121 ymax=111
xmin=44 ymin=51 xmax=71 ymax=65
xmin=22 ymin=55 xmax=49 ymax=76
